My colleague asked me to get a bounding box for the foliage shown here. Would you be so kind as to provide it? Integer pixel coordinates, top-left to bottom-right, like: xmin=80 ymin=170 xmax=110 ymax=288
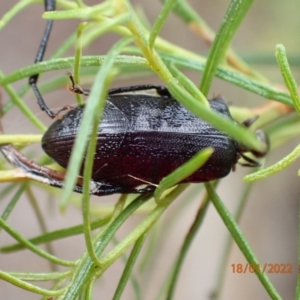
xmin=0 ymin=0 xmax=299 ymax=299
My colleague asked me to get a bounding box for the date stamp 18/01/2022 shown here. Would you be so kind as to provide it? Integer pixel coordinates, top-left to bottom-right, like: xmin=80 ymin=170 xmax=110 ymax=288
xmin=231 ymin=263 xmax=296 ymax=274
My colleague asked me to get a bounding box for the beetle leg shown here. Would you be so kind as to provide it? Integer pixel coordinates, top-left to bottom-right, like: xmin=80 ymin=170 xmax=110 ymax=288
xmin=0 ymin=143 xmax=129 ymax=196
xmin=132 ymin=186 xmax=156 ymax=194
xmin=108 ymin=85 xmax=171 ymax=97
xmin=54 ymin=104 xmax=77 ymax=119
xmin=65 ymin=74 xmax=172 ymax=99
xmin=0 ymin=144 xmax=67 ymax=186
xmin=29 ymin=0 xmax=56 ymax=118
xmin=241 ymin=115 xmax=259 ymax=128
xmin=66 ymin=72 xmax=90 ymax=96
xmin=240 ymin=116 xmax=269 ymax=159
xmin=239 ymin=153 xmax=261 ymax=167
xmin=93 ymin=184 xmax=155 ymax=195
xmin=78 ymin=182 xmax=126 ymax=196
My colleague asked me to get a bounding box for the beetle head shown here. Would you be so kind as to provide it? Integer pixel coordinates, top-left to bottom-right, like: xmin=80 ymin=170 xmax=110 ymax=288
xmin=236 ymin=116 xmax=269 ymax=167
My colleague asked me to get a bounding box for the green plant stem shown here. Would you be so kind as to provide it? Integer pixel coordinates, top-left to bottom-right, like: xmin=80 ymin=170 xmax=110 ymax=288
xmin=85 ymin=277 xmax=95 ymax=300
xmin=205 ymin=182 xmax=281 ymax=300
xmin=0 ymin=0 xmax=39 ymax=31
xmin=8 ymin=270 xmax=72 ymax=281
xmin=1 ymin=216 xmax=111 ymax=252
xmin=0 ymin=69 xmax=46 ymax=131
xmin=211 ymin=182 xmax=253 ymax=298
xmin=45 ymin=2 xmax=112 ymax=19
xmin=0 ymin=56 xmax=147 ymax=85
xmin=0 ymin=217 xmax=75 ymax=267
xmin=0 ymin=270 xmax=65 ymax=297
xmin=81 ymin=84 xmax=116 ymax=265
xmin=0 ymin=54 xmax=292 ymax=107
xmin=166 ymin=186 xmax=212 ymax=300
xmin=169 ymin=81 xmax=266 ymax=153
xmin=155 ymin=147 xmax=213 ymax=201
xmin=60 ymin=37 xmax=132 ymax=209
xmin=200 ymin=0 xmax=254 ymax=96
xmin=26 ymin=186 xmax=57 ymax=272
xmin=59 ymin=193 xmax=152 ymax=300
xmin=0 ymin=184 xmax=27 ymax=222
xmin=99 ymin=204 xmax=163 ymax=270
xmin=275 ymin=44 xmax=300 ymax=115
xmin=244 ymin=144 xmax=300 ymax=183
xmin=74 ymin=0 xmax=86 ymax=8
xmin=0 ymin=134 xmax=41 ymax=144
xmin=149 ymin=0 xmax=177 ymax=48
xmin=74 ymin=22 xmax=87 ymax=105
xmin=161 ymin=0 xmax=266 ymax=82
xmin=112 ymin=233 xmax=147 ymax=300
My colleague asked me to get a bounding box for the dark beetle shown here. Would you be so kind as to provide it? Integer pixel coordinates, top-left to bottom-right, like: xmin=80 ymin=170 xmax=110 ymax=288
xmin=41 ymin=85 xmax=268 ymax=196
xmin=0 ymin=0 xmax=268 ymax=196
xmin=12 ymin=0 xmax=267 ymax=196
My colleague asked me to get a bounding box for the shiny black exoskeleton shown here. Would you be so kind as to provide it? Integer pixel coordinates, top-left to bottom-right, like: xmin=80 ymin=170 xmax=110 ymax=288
xmin=42 ymin=86 xmax=268 ymax=196
xmin=21 ymin=0 xmax=268 ymax=196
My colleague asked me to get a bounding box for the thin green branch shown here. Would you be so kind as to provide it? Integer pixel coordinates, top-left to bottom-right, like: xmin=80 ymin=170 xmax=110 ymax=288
xmin=112 ymin=233 xmax=147 ymax=300
xmin=60 ymin=37 xmax=132 ymax=210
xmin=60 ymin=193 xmax=152 ymax=300
xmin=0 ymin=69 xmax=46 ymax=131
xmin=155 ymin=147 xmax=213 ymax=201
xmin=1 ymin=216 xmax=111 ymax=252
xmin=275 ymin=44 xmax=300 ymax=114
xmin=74 ymin=22 xmax=87 ymax=105
xmin=0 ymin=217 xmax=75 ymax=267
xmin=211 ymin=182 xmax=254 ymax=298
xmin=205 ymin=182 xmax=281 ymax=300
xmin=200 ymin=0 xmax=254 ymax=96
xmin=166 ymin=187 xmax=212 ymax=299
xmin=0 ymin=270 xmax=65 ymax=297
xmin=244 ymin=144 xmax=300 ymax=183
xmin=8 ymin=270 xmax=72 ymax=281
xmin=0 ymin=135 xmax=41 ymax=144
xmin=0 ymin=184 xmax=26 ymax=222
xmin=149 ymin=0 xmax=177 ymax=49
